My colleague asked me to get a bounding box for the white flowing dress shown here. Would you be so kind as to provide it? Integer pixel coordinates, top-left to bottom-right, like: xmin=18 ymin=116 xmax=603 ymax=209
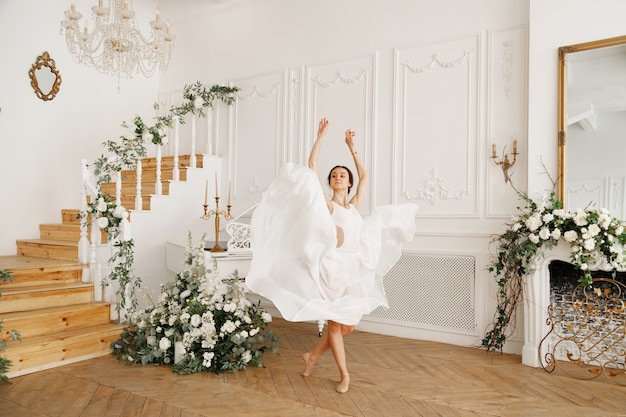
xmin=245 ymin=163 xmax=419 ymax=325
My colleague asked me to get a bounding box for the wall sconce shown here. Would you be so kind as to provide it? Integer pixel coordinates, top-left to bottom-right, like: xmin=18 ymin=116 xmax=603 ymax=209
xmin=491 ymin=139 xmax=518 ymax=183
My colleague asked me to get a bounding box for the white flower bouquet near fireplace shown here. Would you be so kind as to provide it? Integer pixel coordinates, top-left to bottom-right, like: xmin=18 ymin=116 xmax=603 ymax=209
xmin=111 ymin=234 xmax=280 ymax=374
xmin=483 ymin=192 xmax=626 ymax=351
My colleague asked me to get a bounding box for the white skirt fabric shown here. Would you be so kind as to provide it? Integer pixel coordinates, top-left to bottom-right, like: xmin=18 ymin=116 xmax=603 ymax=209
xmin=245 ymin=163 xmax=419 ymax=325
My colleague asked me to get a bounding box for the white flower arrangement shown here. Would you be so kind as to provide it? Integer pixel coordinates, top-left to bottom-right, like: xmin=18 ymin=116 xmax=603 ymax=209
xmin=483 ymin=192 xmax=626 ymax=351
xmin=111 ymin=234 xmax=280 ymax=374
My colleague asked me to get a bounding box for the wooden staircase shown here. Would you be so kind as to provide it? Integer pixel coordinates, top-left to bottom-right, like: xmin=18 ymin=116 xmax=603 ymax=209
xmin=0 ymin=154 xmax=201 ymax=379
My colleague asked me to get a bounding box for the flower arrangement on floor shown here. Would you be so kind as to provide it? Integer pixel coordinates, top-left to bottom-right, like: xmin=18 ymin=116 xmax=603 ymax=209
xmin=482 ymin=191 xmax=626 ymax=351
xmin=111 ymin=235 xmax=280 ymax=374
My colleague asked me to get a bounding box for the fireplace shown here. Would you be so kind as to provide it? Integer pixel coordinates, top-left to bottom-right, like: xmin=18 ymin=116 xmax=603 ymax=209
xmin=523 ymin=241 xmax=626 ymax=368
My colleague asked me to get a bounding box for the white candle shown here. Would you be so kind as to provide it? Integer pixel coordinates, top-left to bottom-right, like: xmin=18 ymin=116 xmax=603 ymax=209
xmin=204 ymin=179 xmax=208 ymax=205
xmin=215 ymin=172 xmax=219 ymax=198
xmin=228 ymin=180 xmax=231 ymax=206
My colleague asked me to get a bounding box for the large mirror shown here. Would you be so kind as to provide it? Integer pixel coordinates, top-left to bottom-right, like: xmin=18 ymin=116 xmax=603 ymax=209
xmin=28 ymin=51 xmax=62 ymax=101
xmin=558 ymin=35 xmax=626 ymax=218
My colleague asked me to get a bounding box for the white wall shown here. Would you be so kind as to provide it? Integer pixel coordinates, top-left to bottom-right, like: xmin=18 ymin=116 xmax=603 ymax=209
xmin=0 ymin=0 xmax=159 ymax=255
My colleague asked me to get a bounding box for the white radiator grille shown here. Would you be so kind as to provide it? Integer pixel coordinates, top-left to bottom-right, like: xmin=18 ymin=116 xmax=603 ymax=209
xmin=367 ymin=253 xmax=476 ymax=333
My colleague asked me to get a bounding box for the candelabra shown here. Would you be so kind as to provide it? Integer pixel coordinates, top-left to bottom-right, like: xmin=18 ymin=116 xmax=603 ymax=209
xmin=202 ymin=197 xmax=232 ymax=252
xmin=491 ymin=140 xmax=519 ymax=184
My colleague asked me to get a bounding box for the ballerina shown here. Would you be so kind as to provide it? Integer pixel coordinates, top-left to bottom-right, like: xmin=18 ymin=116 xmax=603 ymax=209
xmin=246 ymin=118 xmax=418 ymax=394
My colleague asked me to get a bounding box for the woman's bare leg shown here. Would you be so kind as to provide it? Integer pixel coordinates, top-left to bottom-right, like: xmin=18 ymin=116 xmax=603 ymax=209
xmin=327 ymin=320 xmax=354 ymax=393
xmin=302 ymin=322 xmax=353 ymax=379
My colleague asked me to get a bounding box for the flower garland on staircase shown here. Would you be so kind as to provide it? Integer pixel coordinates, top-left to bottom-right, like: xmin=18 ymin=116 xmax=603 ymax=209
xmin=482 ymin=191 xmax=626 ymax=351
xmin=81 ymin=81 xmax=240 ymax=321
xmin=111 ymin=234 xmax=280 ymax=374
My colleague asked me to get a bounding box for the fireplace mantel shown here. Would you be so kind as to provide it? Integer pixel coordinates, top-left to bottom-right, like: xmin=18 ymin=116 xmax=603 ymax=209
xmin=522 ymin=240 xmax=621 ymax=367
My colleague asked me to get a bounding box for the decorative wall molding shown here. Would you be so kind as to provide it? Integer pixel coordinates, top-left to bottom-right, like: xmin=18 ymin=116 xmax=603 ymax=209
xmin=402 ymin=167 xmax=468 ymax=205
xmin=401 ymin=50 xmax=472 ymax=73
xmin=393 ymin=35 xmax=479 ymax=216
xmin=502 ymin=41 xmax=513 ymax=98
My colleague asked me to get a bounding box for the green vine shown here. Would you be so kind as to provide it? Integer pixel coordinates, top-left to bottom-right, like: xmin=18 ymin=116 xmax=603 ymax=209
xmin=1 ymin=269 xmax=22 ymax=384
xmin=483 ymin=192 xmax=626 ymax=351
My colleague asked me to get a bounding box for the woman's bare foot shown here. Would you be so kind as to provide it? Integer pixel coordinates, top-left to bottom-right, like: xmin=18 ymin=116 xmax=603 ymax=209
xmin=302 ymin=352 xmax=315 ymax=377
xmin=335 ymin=375 xmax=350 ymax=394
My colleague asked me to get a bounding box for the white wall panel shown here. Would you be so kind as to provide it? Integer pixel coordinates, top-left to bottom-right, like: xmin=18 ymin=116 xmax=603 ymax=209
xmin=305 ymin=54 xmax=378 ymax=215
xmin=487 ymin=25 xmax=529 ymax=216
xmin=226 ymin=71 xmax=288 ymax=215
xmin=394 ymin=35 xmax=480 ymax=216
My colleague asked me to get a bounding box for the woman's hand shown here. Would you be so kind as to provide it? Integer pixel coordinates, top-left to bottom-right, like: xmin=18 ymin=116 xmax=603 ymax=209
xmin=318 ymin=118 xmax=329 ymax=139
xmin=345 ymin=129 xmax=356 ymax=151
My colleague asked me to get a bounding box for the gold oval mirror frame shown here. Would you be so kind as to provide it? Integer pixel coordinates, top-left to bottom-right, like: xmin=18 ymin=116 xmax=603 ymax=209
xmin=557 ymin=35 xmax=626 ymax=208
xmin=28 ymin=51 xmax=62 ymax=101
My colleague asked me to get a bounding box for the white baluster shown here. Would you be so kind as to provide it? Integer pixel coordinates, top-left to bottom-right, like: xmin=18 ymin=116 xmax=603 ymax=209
xmin=206 ymin=107 xmax=213 ymax=155
xmin=173 ymin=115 xmax=180 ymax=181
xmin=90 ymin=226 xmax=101 ymax=301
xmin=115 ymin=172 xmax=122 ymax=207
xmin=155 ymin=144 xmax=162 ymax=195
xmin=135 ymin=159 xmax=143 ymax=210
xmin=214 ymin=110 xmax=219 ymax=156
xmin=79 ymin=159 xmax=90 ymax=282
xmin=190 ymin=114 xmax=197 ymax=168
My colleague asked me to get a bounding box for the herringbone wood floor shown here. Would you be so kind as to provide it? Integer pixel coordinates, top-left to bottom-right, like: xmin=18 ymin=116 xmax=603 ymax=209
xmin=1 ymin=318 xmax=625 ymax=417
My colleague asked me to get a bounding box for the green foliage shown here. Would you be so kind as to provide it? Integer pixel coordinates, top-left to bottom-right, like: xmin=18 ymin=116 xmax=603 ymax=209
xmin=171 ymin=82 xmax=240 ymax=119
xmin=483 ymin=192 xmax=626 ymax=351
xmin=111 ymin=234 xmax=280 ymax=375
xmin=0 ymin=269 xmax=21 ymax=384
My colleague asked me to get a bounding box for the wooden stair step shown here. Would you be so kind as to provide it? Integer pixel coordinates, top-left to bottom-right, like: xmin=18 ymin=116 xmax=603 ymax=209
xmin=61 ymin=209 xmax=82 ymax=225
xmin=118 ymin=168 xmax=186 ymax=183
xmin=119 ymin=196 xmax=151 ymax=211
xmin=39 ymin=223 xmax=107 ymax=243
xmin=1 ymin=302 xmax=112 ymax=341
xmin=0 ymin=282 xmax=93 ymax=314
xmin=100 ymin=181 xmax=170 ymax=196
xmin=3 ymin=322 xmax=125 ymax=378
xmin=0 ymin=255 xmax=84 ymax=288
xmin=16 ymin=239 xmax=79 ymax=261
xmin=141 ymin=154 xmax=203 ymax=169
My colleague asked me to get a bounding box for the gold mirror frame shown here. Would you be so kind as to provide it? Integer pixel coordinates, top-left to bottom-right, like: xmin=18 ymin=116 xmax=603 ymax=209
xmin=28 ymin=51 xmax=62 ymax=101
xmin=557 ymin=35 xmax=626 ymax=205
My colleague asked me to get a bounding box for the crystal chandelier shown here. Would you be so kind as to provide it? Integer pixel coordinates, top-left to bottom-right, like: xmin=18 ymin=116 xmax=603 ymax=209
xmin=60 ymin=0 xmax=174 ymax=79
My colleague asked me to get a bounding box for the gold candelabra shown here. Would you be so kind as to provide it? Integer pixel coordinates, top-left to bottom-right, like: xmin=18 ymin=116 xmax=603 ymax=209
xmin=202 ymin=197 xmax=232 ymax=252
xmin=491 ymin=140 xmax=519 ymax=183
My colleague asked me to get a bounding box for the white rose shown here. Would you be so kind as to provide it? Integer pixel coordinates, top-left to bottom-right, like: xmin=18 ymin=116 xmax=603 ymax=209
xmin=553 ymin=209 xmax=567 ymax=218
xmin=96 ymin=217 xmax=109 ymax=229
xmin=159 ymin=337 xmax=171 ymax=351
xmin=96 ymin=200 xmax=108 ymax=212
xmin=221 ymin=320 xmax=236 ymax=334
xmin=249 ymin=328 xmax=259 ymax=336
xmin=512 ymin=223 xmax=521 ymax=232
xmin=525 ymin=214 xmax=543 ymax=232
xmin=261 ymin=312 xmax=272 ymax=323
xmin=190 ymin=314 xmax=202 ymax=327
xmin=193 ymin=97 xmax=204 ymax=109
xmin=542 ymin=213 xmax=554 ymax=223
xmin=529 ymin=234 xmax=540 ymax=244
xmin=583 ymin=239 xmax=595 ymax=251
xmin=580 ymin=263 xmax=588 ymax=271
xmin=241 ymin=351 xmax=252 ymax=364
xmin=573 ymin=211 xmax=588 ymax=226
xmin=564 ymin=230 xmax=578 ymax=242
xmin=539 ymin=228 xmax=551 ymax=240
xmin=112 ymin=206 xmax=126 ymax=218
xmin=616 ymin=226 xmax=624 ymax=236
xmin=551 ymin=228 xmax=561 ymax=240
xmin=587 ymin=224 xmax=601 ymax=237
